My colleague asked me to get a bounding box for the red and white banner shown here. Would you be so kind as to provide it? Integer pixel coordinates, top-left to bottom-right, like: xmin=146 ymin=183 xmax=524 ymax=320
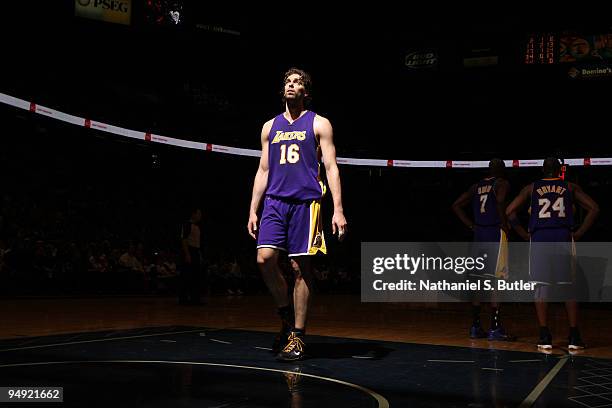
xmin=1 ymin=92 xmax=609 ymax=168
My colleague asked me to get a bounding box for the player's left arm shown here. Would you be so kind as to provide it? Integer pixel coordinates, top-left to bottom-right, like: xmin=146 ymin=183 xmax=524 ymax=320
xmin=570 ymin=182 xmax=600 ymax=240
xmin=316 ymin=114 xmax=347 ymax=241
xmin=495 ymin=179 xmax=510 ymax=233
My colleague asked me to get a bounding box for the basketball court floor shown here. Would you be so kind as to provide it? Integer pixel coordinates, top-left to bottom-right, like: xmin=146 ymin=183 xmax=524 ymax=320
xmin=2 ymin=295 xmax=611 ymax=407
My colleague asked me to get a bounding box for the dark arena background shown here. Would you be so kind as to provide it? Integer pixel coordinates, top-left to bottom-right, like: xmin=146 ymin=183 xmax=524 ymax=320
xmin=1 ymin=3 xmax=612 ymax=407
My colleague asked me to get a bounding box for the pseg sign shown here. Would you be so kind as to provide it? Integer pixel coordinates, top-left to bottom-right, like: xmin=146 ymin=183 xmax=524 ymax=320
xmin=75 ymin=0 xmax=132 ymax=25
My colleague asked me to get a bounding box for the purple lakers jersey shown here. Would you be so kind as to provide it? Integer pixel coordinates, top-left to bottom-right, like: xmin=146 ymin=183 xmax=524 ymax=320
xmin=529 ymin=178 xmax=574 ymax=232
xmin=265 ymin=110 xmax=324 ymax=201
xmin=472 ymin=178 xmax=501 ymax=226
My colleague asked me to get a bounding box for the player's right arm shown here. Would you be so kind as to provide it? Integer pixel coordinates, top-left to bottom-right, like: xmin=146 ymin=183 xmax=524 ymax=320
xmin=247 ymin=119 xmax=273 ymax=239
xmin=505 ymin=184 xmax=532 ymax=241
xmin=451 ymin=184 xmax=476 ymax=230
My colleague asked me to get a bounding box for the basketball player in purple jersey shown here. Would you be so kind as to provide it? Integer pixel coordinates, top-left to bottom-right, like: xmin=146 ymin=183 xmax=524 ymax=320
xmin=452 ymin=159 xmax=513 ymax=341
xmin=507 ymin=158 xmax=599 ymax=350
xmin=247 ymin=68 xmax=347 ymax=361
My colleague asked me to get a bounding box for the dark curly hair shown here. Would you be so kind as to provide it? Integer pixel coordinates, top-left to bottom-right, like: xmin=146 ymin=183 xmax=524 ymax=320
xmin=488 ymin=158 xmax=506 ymax=177
xmin=543 ymin=157 xmax=561 ymax=177
xmin=281 ymin=67 xmax=312 ymax=105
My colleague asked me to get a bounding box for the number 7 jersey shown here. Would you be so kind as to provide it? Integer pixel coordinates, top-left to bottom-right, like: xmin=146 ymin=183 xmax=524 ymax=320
xmin=529 ymin=178 xmax=574 ymax=232
xmin=266 ymin=110 xmax=325 ymax=201
xmin=472 ymin=177 xmax=501 ymax=227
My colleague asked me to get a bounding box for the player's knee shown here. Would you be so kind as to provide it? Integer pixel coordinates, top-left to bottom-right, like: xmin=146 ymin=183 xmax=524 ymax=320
xmin=256 ymin=251 xmax=275 ymax=268
xmin=256 ymin=254 xmax=268 ymax=267
xmin=291 ymin=259 xmax=306 ymax=279
xmin=534 ymin=284 xmax=548 ymax=301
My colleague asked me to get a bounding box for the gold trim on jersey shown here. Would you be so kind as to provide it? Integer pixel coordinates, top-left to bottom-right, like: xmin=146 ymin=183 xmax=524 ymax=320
xmin=495 ymin=229 xmax=509 ymax=279
xmin=308 ymin=200 xmax=327 ymax=255
xmin=319 ymin=180 xmax=327 ymax=198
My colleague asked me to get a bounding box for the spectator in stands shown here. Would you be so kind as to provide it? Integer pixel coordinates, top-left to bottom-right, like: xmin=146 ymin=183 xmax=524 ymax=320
xmin=119 ymin=242 xmax=144 ymax=273
xmin=0 ymin=238 xmax=10 ymax=276
xmin=148 ymin=250 xmax=178 ymax=294
xmin=118 ymin=242 xmax=146 ymax=293
xmin=226 ymin=255 xmax=244 ymax=296
xmin=179 ymin=207 xmax=204 ymax=305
